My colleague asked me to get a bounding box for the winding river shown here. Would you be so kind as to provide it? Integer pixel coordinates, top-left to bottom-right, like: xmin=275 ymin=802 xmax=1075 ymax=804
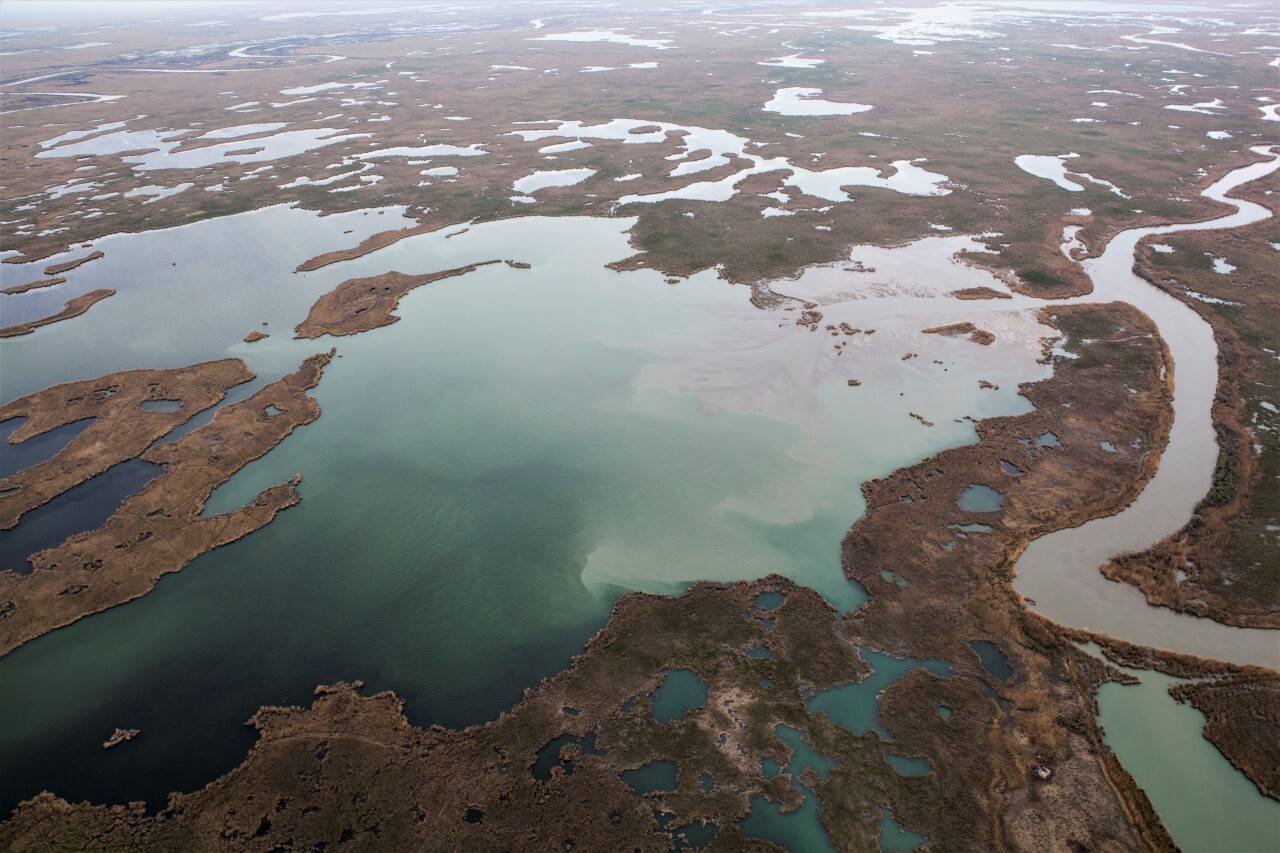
xmin=1015 ymin=145 xmax=1280 ymax=670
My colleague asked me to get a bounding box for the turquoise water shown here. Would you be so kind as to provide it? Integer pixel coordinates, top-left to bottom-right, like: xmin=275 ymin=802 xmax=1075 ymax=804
xmin=884 ymin=754 xmax=932 ymax=777
xmin=673 ymin=818 xmax=717 ymax=849
xmin=1096 ymin=664 xmax=1280 ymax=852
xmin=0 ymin=211 xmax=1038 ymax=814
xmin=653 ymin=669 xmax=709 ymax=724
xmin=879 ymin=808 xmax=925 ymax=851
xmin=740 ymin=725 xmax=838 ymax=851
xmin=879 ymin=569 xmax=910 ymax=588
xmin=806 ymin=648 xmax=953 ymax=739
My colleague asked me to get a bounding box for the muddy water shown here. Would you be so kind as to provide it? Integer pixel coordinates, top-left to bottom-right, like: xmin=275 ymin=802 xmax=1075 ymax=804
xmin=762 ymin=150 xmax=1280 ymax=850
xmin=1016 ymin=146 xmax=1280 ymax=670
xmin=4 ymin=144 xmax=1274 ymax=840
xmin=767 ymin=148 xmax=1280 ymax=668
xmin=0 ymin=211 xmax=1044 ymax=813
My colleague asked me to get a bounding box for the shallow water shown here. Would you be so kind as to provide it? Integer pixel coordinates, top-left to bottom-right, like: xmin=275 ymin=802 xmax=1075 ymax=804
xmin=1016 ymin=146 xmax=1280 ymax=669
xmin=884 ymin=753 xmax=932 ymax=777
xmin=879 ymin=808 xmax=925 ymax=851
xmin=531 ymin=731 xmax=602 ymax=782
xmin=0 ymin=209 xmax=1038 ymax=814
xmin=5 ymin=146 xmax=1269 ymax=840
xmin=0 ymin=417 xmax=94 ymax=478
xmin=807 ymin=648 xmax=952 ymax=739
xmin=652 ymin=669 xmax=709 ymax=724
xmin=740 ymin=725 xmax=837 ymax=851
xmin=968 ymin=640 xmax=1013 ymax=682
xmin=1095 ymin=659 xmax=1280 ymax=851
xmin=0 ymin=459 xmax=160 ymax=572
xmin=621 ymin=759 xmax=677 ymax=795
xmin=957 ymin=484 xmax=1003 ymax=513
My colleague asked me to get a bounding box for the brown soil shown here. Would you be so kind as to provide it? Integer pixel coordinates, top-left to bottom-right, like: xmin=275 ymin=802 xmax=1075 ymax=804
xmin=841 ymin=302 xmax=1178 ymax=851
xmin=295 ymin=224 xmax=436 ymax=272
xmin=1 ymin=276 xmax=64 ymax=295
xmin=294 ymin=261 xmax=502 ymax=338
xmin=0 ymin=304 xmax=1179 ymax=851
xmin=1069 ymin=633 xmax=1279 ymax=803
xmin=0 ymin=350 xmax=334 ymax=658
xmin=952 ymin=287 xmax=1012 ymax=301
xmin=921 ymin=321 xmax=996 ymax=345
xmin=39 ymin=250 xmax=103 ymax=275
xmin=1169 ymin=673 xmax=1280 ymax=800
xmin=0 ymin=358 xmax=253 ymax=530
xmin=0 ymin=289 xmax=114 ymax=338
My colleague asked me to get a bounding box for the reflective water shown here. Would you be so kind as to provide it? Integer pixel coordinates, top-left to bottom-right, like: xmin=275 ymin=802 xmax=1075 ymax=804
xmin=0 ymin=208 xmax=1038 ymax=814
xmin=652 ymin=669 xmax=708 ymax=724
xmin=1095 ymin=655 xmax=1280 ymax=852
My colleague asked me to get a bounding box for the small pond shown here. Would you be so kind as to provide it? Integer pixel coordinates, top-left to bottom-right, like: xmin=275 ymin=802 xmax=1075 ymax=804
xmin=957 ymin=484 xmax=1004 ymax=513
xmin=620 ymin=759 xmax=677 ymax=795
xmin=653 ymin=669 xmax=709 ymax=723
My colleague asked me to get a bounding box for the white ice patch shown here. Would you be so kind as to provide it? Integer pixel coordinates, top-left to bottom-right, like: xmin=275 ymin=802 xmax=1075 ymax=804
xmin=763 ymin=88 xmax=874 ymax=117
xmin=539 ymin=140 xmax=593 ymax=154
xmin=1166 ymin=98 xmax=1226 ymax=115
xmin=198 ymin=122 xmax=287 ymax=139
xmin=123 ymin=182 xmax=194 ymax=204
xmin=278 ymin=81 xmax=379 ymax=95
xmin=1015 ymin=154 xmax=1127 ymax=198
xmin=352 ymin=143 xmax=486 ymax=160
xmin=1060 ymin=224 xmax=1086 ymax=260
xmin=38 ymin=120 xmax=128 ymax=149
xmin=758 ymin=54 xmax=825 ymax=69
xmin=1184 ymin=289 xmax=1240 ymax=305
xmin=531 ymin=30 xmax=673 ymax=49
xmin=1015 ymin=153 xmax=1084 ymax=191
xmin=580 ymin=62 xmax=659 ymax=73
xmin=1208 ymin=255 xmax=1236 ymax=274
xmin=512 ymin=168 xmax=596 ymax=193
xmin=36 ymin=126 xmax=368 ymax=172
xmin=512 ymin=117 xmax=948 ymax=206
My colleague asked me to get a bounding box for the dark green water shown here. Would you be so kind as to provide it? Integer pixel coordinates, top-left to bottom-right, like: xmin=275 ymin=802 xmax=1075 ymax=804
xmin=652 ymin=669 xmax=709 ymax=724
xmin=0 ymin=212 xmax=1036 ymax=818
xmin=621 ymin=759 xmax=678 ymax=795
